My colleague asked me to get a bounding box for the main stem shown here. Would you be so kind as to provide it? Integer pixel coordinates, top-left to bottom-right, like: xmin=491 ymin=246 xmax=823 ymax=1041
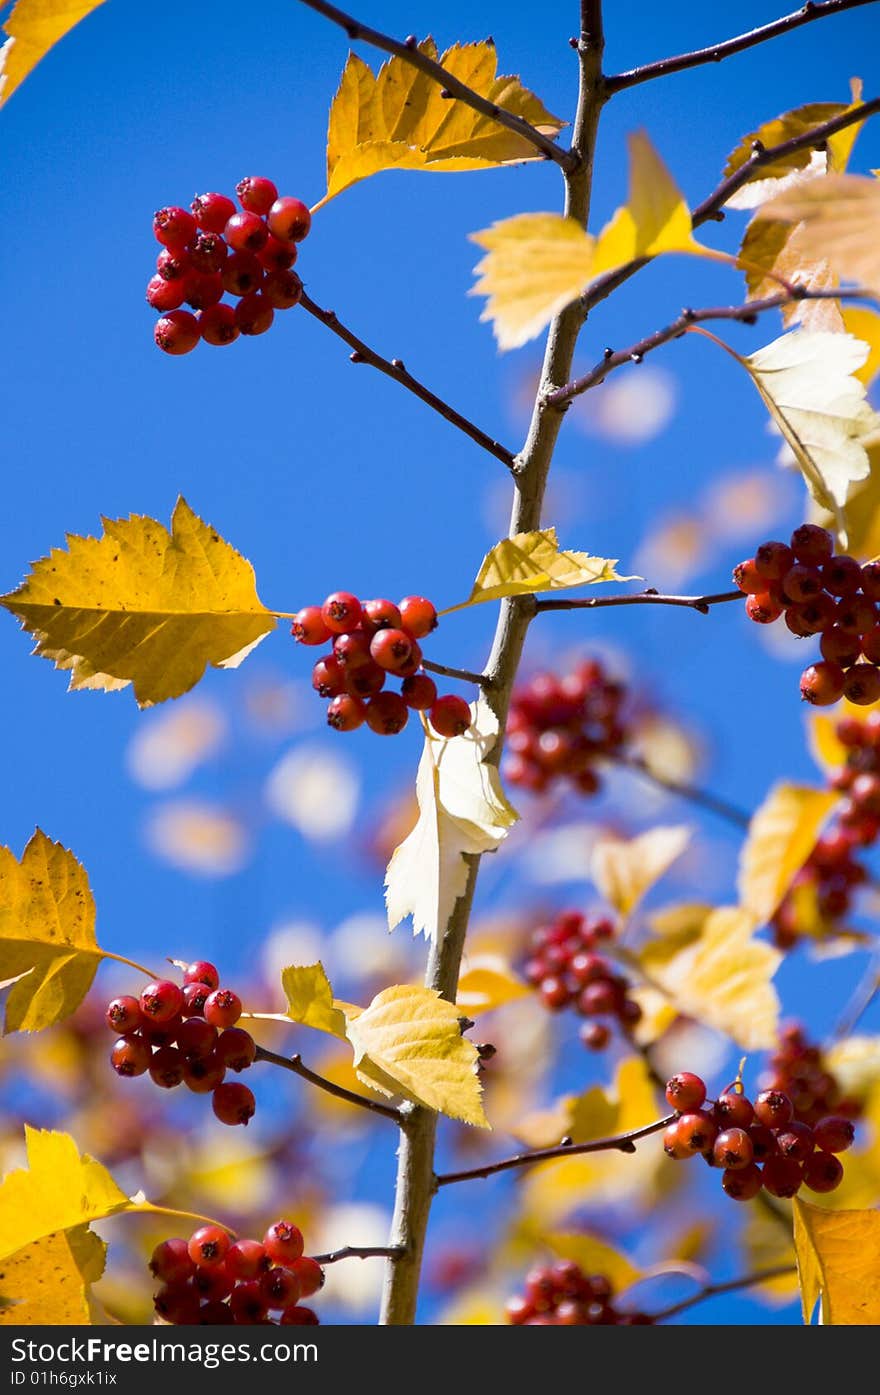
xmin=378 ymin=3 xmax=606 ymax=1325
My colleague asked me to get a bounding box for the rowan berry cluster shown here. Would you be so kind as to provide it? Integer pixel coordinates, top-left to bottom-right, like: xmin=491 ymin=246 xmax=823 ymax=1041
xmin=523 ymin=910 xmax=642 ymax=1050
xmin=106 ymin=961 xmax=257 ymax=1126
xmin=291 ymin=591 xmax=472 ymax=737
xmin=734 ymin=524 xmax=880 ymax=707
xmin=771 ymin=712 xmax=880 ymax=948
xmin=504 ymin=659 xmax=628 ymax=795
xmin=149 ymin=178 xmax=309 ymax=355
xmin=662 ymin=1071 xmax=854 ymax=1200
xmin=150 ymin=1220 xmax=322 ymax=1325
xmin=760 ymin=1023 xmax=862 ymax=1127
xmin=506 ymin=1261 xmax=651 ymax=1325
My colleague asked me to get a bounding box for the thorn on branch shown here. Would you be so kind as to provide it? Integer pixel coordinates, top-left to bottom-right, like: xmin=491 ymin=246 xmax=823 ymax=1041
xmin=630 ymin=352 xmax=644 ymax=364
xmin=791 ymin=284 xmax=809 ymax=300
xmin=603 ymin=346 xmax=614 ymax=359
xmin=349 ymin=350 xmax=364 ymax=363
xmin=741 ymin=312 xmax=758 ymax=325
xmin=440 ymin=88 xmax=451 ymax=99
xmin=751 ymin=138 xmax=766 ymax=156
xmin=345 ymin=22 xmax=360 ymax=39
xmin=619 ymin=1140 xmax=638 ymax=1154
xmin=404 ymin=34 xmax=417 ymax=48
xmin=568 ymin=36 xmax=579 ymax=48
xmin=560 ymin=1136 xmax=573 ymax=1147
xmin=681 ymin=307 xmax=696 ymax=321
xmin=391 ymin=357 xmax=405 ymax=370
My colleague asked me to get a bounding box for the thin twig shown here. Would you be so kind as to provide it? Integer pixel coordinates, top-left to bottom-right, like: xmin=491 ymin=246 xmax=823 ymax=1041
xmin=292 ymin=0 xmax=574 ymax=169
xmin=310 ymin=1245 xmax=406 ymax=1264
xmin=254 ymin=1045 xmax=404 ymax=1124
xmin=534 ymin=587 xmax=745 ymax=615
xmin=434 ymin=1113 xmax=675 ymax=1187
xmin=605 ymin=0 xmax=878 ymax=94
xmin=833 ymin=947 xmax=880 ymax=1038
xmin=546 ymin=288 xmax=874 ymax=408
xmin=610 ymin=752 xmax=752 ymax=830
xmin=581 ymin=97 xmax=880 ymax=317
xmin=299 ymin=292 xmax=516 ymax=470
xmin=422 ymin=658 xmax=491 ymax=688
xmin=649 ymin=1265 xmax=797 ymax=1322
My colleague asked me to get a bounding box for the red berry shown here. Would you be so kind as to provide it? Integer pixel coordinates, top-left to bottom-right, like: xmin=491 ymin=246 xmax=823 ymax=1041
xmin=258 ymin=235 xmax=298 ymax=273
xmin=184 ymin=271 xmax=224 ymax=311
xmin=291 ymin=605 xmax=331 ymax=645
xmin=663 ymin=1120 xmax=691 ymax=1160
xmin=797 ymin=593 xmax=837 ymax=634
xmin=226 ymin=1239 xmax=269 ymax=1280
xmin=860 ymin=626 xmax=880 ymax=664
xmin=333 ymin=630 xmax=374 ymax=669
xmin=861 ymin=561 xmax=880 ymax=600
xmin=361 ymin=599 xmax=402 ymax=634
xmin=110 ymin=1034 xmax=150 ymax=1077
xmin=260 ymin=1265 xmax=301 ymax=1309
xmin=803 ymin=1150 xmax=844 ymax=1193
xmin=762 ymin=1155 xmax=804 ymax=1198
xmin=153 ymin=1283 xmax=199 ymax=1325
xmin=291 ymin=1257 xmax=325 ymax=1299
xmin=785 ymin=607 xmax=817 ymax=638
xmin=313 ymin=656 xmax=346 ymax=697
xmin=783 ymin=564 xmax=823 ymax=602
xmin=236 ymin=177 xmax=279 ymax=215
xmin=322 ymin=592 xmax=362 ymax=633
xmin=430 ymin=695 xmax=472 ymax=738
xmin=229 ymin=1280 xmax=268 ymax=1323
xmin=235 ymin=293 xmax=274 ymax=336
xmin=184 ymin=961 xmax=220 ymax=990
xmin=157 ymin=247 xmax=191 ymax=281
xmin=197 ymin=303 xmax=239 ymax=346
xmin=191 ymin=192 xmax=237 ymax=234
xmin=150 ymin=1238 xmax=195 ymax=1284
xmin=748 ymin=1123 xmax=778 ymax=1161
xmin=263 ymin=1220 xmax=304 ymax=1265
xmin=177 ymin=1016 xmax=218 ymax=1060
xmin=712 ymin=1127 xmax=754 ymax=1170
xmin=267 ymin=197 xmax=311 ymax=243
xmin=263 ymin=269 xmax=303 ymax=310
xmin=401 ymin=673 xmax=438 ymax=710
xmin=370 ymin=628 xmax=414 ymax=674
xmin=791 ymin=524 xmax=834 ymax=566
xmin=676 ymin=1111 xmax=718 ymax=1155
xmin=189 ymin=232 xmax=227 ymax=274
xmin=775 ymin=1122 xmax=815 ymax=1162
xmin=153 ymin=206 xmax=197 ymax=249
xmin=721 ymin=1163 xmax=763 ymax=1200
xmin=221 ymin=251 xmax=263 ymax=297
xmin=181 ymin=983 xmax=212 ymax=1017
xmin=327 ymin=694 xmax=366 ymax=731
xmin=844 ymin=664 xmax=880 ymax=705
xmin=149 ymin=1045 xmax=185 ymax=1089
xmin=279 ymin=1305 xmax=319 ymax=1325
xmin=365 ymin=691 xmax=409 ymax=735
xmin=187 ymin=1226 xmax=230 ymax=1269
xmin=746 ymin=592 xmax=783 ymax=624
xmin=204 ymin=988 xmax=242 ymax=1029
xmin=755 ymin=540 xmax=795 ymax=580
xmin=713 ymin=1091 xmax=755 ymax=1130
xmin=398 ymin=596 xmax=438 ymax=639
xmin=216 ymin=1027 xmax=256 ymax=1072
xmin=820 ymin=626 xmax=862 ymax=667
xmin=193 ymin=1266 xmax=234 ymax=1302
xmin=800 ymin=662 xmax=845 ymax=706
xmin=577 ymin=979 xmax=618 ymax=1016
xmin=823 ymin=555 xmax=862 ymax=595
xmin=147 ymin=273 xmax=187 ymax=312
xmin=105 ymin=996 xmax=143 ymax=1034
xmin=225 ymin=211 xmax=269 ymax=254
xmin=183 ymin=1050 xmax=226 ymax=1093
xmin=393 ymin=638 xmax=423 ymax=677
xmin=733 ymin=558 xmax=764 ymax=594
xmin=141 ymin=1012 xmax=183 ymax=1047
xmin=813 ymin=1115 xmax=855 ymax=1153
xmin=665 ymin=1072 xmax=706 ymax=1113
xmin=154 ymin=310 xmax=200 ymax=355
xmin=580 ymin=1022 xmax=611 ymax=1051
xmin=140 ymin=980 xmax=185 ymax=1024
xmin=754 ymin=1089 xmax=795 ymax=1128
xmin=345 ymin=662 xmax=386 ymax=698
xmin=212 ymin=1081 xmax=256 ymax=1125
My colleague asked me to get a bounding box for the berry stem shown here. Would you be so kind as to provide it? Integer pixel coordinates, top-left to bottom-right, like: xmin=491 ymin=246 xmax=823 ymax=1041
xmin=253 ymin=1045 xmax=405 ymax=1123
xmin=608 ymin=752 xmax=752 ymax=830
xmin=421 ymin=658 xmax=490 ymax=688
xmin=534 ymin=588 xmax=746 ymax=615
xmin=125 ymin=1202 xmax=237 ymax=1235
xmin=293 ymin=0 xmax=576 ymax=171
xmin=299 ymin=293 xmax=516 ymax=469
xmin=647 ymin=1264 xmax=797 ymax=1322
xmin=434 ymin=1112 xmax=676 ymax=1187
xmin=310 ymin=1244 xmax=406 ymax=1264
xmin=101 ymin=950 xmax=165 ymax=981
xmin=604 ymin=0 xmax=878 ymax=93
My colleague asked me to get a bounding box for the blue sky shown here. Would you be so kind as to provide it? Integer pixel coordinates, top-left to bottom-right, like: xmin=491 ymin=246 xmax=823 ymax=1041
xmin=3 ymin=0 xmax=880 ymax=1325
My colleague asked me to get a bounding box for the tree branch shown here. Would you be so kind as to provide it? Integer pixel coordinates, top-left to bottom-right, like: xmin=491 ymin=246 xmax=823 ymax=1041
xmin=581 ymin=96 xmax=880 ymax=317
xmin=254 ymin=1045 xmax=404 ymax=1124
xmin=379 ymin=2 xmax=608 ymax=1326
xmin=605 ymin=0 xmax=879 ymax=95
xmin=833 ymin=947 xmax=880 ymax=1038
xmin=299 ymin=292 xmax=516 ymax=470
xmin=310 ymin=1244 xmax=405 ymax=1264
xmin=421 ymin=658 xmax=491 ymax=688
xmin=609 ymin=752 xmax=752 ymax=830
xmin=546 ymin=288 xmax=874 ymax=408
xmin=292 ymin=0 xmax=574 ymax=169
xmin=649 ymin=1265 xmax=797 ymax=1322
xmin=534 ymin=587 xmax=745 ymax=615
xmin=435 ymin=1113 xmax=675 ymax=1187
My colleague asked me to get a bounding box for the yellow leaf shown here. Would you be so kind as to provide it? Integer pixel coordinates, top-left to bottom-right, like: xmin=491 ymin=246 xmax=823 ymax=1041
xmin=456 ymin=956 xmax=529 ymax=1013
xmin=281 ymin=962 xmax=348 ymax=1039
xmin=824 ymin=1035 xmax=880 ymax=1101
xmin=0 ymin=1227 xmax=105 ymax=1325
xmin=794 ymin=1197 xmax=880 ymax=1324
xmin=470 ymin=213 xmax=597 ymax=351
xmin=322 ymin=41 xmax=564 ymax=204
xmin=743 ymin=1209 xmax=799 ymax=1304
xmin=649 ymin=902 xmax=715 ymax=937
xmin=0 ymin=829 xmax=104 ymax=1033
xmin=590 ymin=825 xmax=690 ymax=917
xmin=451 ymin=527 xmax=625 ymax=609
xmin=385 ymin=697 xmax=518 ymax=941
xmin=1 ymin=498 xmax=275 ymax=707
xmin=0 ymin=1127 xmax=129 ymax=1262
xmin=0 ymin=0 xmax=106 ymax=107
xmin=639 ymin=907 xmax=781 ymax=1049
xmin=592 ymin=130 xmax=707 ymax=275
xmin=545 ymin=1232 xmax=642 ymax=1293
xmin=346 ymin=984 xmax=488 ymax=1128
xmin=815 ymin=436 xmax=880 ymax=562
xmin=739 ymin=217 xmax=846 ymax=333
xmin=763 ymin=173 xmax=880 ymax=295
xmin=735 ymin=329 xmax=880 ymax=516
xmin=738 ymin=782 xmax=838 ymax=924
xmin=842 ymin=307 xmax=880 ymax=387
xmin=723 ymin=87 xmax=864 ymax=211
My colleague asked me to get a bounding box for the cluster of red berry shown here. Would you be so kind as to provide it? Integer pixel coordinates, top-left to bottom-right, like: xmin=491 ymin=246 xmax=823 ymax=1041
xmin=107 ymin=961 xmax=257 ymax=1126
xmin=504 ymin=660 xmax=628 ymax=796
xmin=735 ymin=524 xmax=880 ymax=707
xmin=151 ymin=1220 xmax=322 ymax=1325
xmin=662 ymin=1072 xmax=854 ymax=1200
xmin=148 ymin=177 xmax=309 ymax=355
xmin=760 ymin=1022 xmax=862 ymax=1127
xmin=506 ymin=1261 xmax=651 ymax=1325
xmin=772 ymin=712 xmax=880 ymax=948
xmin=291 ymin=591 xmax=472 ymax=738
xmin=522 ymin=911 xmax=641 ymax=1050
